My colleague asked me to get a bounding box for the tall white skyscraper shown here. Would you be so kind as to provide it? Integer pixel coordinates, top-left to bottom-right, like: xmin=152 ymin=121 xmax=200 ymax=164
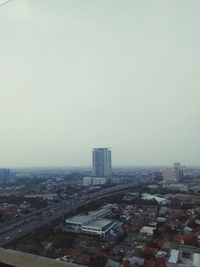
xmin=174 ymin=162 xmax=181 ymax=170
xmin=92 ymin=148 xmax=112 ymax=182
xmin=163 ymin=168 xmax=179 ymax=182
xmin=163 ymin=162 xmax=183 ymax=182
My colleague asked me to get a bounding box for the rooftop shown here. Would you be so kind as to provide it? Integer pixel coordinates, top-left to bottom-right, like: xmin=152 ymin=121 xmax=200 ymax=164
xmin=86 ymin=219 xmax=114 ymax=229
xmin=140 ymin=226 xmax=156 ymax=236
xmin=89 ymin=208 xmax=109 ymax=217
xmin=193 ymin=253 xmax=200 ymax=267
xmin=66 ymin=215 xmax=92 ymax=225
xmin=168 ymin=249 xmax=179 ymax=264
xmin=142 ymin=193 xmax=168 ymax=204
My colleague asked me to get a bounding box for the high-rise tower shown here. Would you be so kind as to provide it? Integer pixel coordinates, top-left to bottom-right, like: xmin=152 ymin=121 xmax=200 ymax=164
xmin=0 ymin=168 xmax=10 ymax=184
xmin=92 ymin=148 xmax=112 ymax=182
xmin=163 ymin=162 xmax=183 ymax=182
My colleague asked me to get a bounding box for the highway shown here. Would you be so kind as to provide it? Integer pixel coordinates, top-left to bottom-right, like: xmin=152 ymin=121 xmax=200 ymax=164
xmin=0 ymin=182 xmax=140 ymax=247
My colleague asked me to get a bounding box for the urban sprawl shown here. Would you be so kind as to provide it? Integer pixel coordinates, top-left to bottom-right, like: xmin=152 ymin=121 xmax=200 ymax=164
xmin=0 ymin=149 xmax=200 ymax=267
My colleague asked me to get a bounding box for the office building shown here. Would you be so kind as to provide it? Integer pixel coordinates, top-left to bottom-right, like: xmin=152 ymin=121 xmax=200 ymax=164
xmin=163 ymin=163 xmax=184 ymax=183
xmin=0 ymin=168 xmax=10 ymax=184
xmin=163 ymin=168 xmax=179 ymax=182
xmin=174 ymin=162 xmax=184 ymax=180
xmin=92 ymin=148 xmax=112 ymax=182
xmin=174 ymin=162 xmax=181 ymax=170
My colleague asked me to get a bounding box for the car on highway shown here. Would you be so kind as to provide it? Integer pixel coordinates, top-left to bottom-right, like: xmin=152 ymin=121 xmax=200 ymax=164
xmin=5 ymin=236 xmax=10 ymax=240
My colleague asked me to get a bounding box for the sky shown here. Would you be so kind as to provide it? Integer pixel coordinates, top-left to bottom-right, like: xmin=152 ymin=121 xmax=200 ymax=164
xmin=0 ymin=0 xmax=199 ymax=167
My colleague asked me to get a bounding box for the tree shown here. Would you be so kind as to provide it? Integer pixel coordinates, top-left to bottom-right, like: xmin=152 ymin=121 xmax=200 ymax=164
xmin=89 ymin=255 xmax=107 ymax=267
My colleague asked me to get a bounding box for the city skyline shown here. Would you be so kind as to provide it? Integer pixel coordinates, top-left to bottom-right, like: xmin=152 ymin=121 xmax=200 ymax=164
xmin=0 ymin=158 xmax=198 ymax=169
xmin=0 ymin=1 xmax=200 ymax=267
xmin=0 ymin=0 xmax=199 ymax=167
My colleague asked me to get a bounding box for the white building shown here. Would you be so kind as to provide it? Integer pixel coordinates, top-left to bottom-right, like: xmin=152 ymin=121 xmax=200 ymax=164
xmin=82 ymin=219 xmax=116 ymax=237
xmin=141 ymin=193 xmax=170 ymax=205
xmin=64 ymin=215 xmax=116 ymax=238
xmin=24 ymin=194 xmax=58 ymax=201
xmin=168 ymin=249 xmax=179 ymax=265
xmin=92 ymin=148 xmax=112 ymax=182
xmin=92 ymin=177 xmax=106 ymax=185
xmin=64 ymin=215 xmax=93 ymax=233
xmin=163 ymin=163 xmax=184 ymax=183
xmin=163 ymin=168 xmax=179 ymax=182
xmin=88 ymin=207 xmax=112 ymax=219
xmin=83 ymin=177 xmax=92 ymax=186
xmin=83 ymin=177 xmax=106 ymax=186
xmin=140 ymin=226 xmax=156 ymax=236
xmin=64 ymin=206 xmax=115 ymax=237
xmin=167 ymin=248 xmax=200 ymax=267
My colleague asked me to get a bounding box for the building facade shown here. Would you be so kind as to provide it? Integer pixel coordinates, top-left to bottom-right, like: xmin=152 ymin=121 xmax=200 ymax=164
xmin=163 ymin=168 xmax=179 ymax=182
xmin=83 ymin=177 xmax=106 ymax=186
xmin=0 ymin=169 xmax=10 ymax=184
xmin=92 ymin=148 xmax=112 ymax=182
xmin=163 ymin=163 xmax=184 ymax=183
xmin=167 ymin=246 xmax=200 ymax=267
xmin=64 ymin=207 xmax=115 ymax=238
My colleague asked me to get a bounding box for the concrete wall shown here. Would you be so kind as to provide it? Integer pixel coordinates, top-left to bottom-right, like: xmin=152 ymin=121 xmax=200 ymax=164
xmin=0 ymin=248 xmax=86 ymax=267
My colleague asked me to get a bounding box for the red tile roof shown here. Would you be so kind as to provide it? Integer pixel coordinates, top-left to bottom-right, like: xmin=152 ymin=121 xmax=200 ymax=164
xmin=144 ymin=259 xmax=154 ymax=267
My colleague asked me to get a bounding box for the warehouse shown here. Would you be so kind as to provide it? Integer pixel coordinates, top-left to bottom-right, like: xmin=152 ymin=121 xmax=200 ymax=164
xmin=64 ymin=214 xmax=116 ymax=237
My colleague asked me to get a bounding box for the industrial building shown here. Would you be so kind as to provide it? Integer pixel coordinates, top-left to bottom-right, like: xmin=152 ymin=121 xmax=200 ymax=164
xmin=88 ymin=207 xmax=112 ymax=219
xmin=64 ymin=207 xmax=116 ymax=238
xmin=141 ymin=193 xmax=170 ymax=205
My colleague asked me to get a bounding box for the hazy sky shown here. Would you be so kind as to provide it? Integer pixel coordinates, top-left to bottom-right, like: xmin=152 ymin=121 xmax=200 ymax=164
xmin=0 ymin=0 xmax=199 ymax=167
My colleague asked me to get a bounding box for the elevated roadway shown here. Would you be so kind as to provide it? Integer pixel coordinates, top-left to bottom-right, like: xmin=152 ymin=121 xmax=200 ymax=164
xmin=0 ymin=181 xmax=140 ymax=247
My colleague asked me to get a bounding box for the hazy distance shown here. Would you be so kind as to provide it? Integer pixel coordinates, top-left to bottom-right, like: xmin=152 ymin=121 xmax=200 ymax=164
xmin=0 ymin=0 xmax=199 ymax=167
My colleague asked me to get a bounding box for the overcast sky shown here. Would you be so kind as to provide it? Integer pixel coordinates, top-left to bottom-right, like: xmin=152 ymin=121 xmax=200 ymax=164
xmin=0 ymin=0 xmax=199 ymax=167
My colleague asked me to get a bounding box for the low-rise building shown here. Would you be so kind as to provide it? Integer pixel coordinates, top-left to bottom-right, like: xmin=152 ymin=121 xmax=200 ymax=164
xmin=140 ymin=226 xmax=156 ymax=236
xmin=64 ymin=215 xmax=116 ymax=238
xmin=141 ymin=193 xmax=170 ymax=205
xmin=82 ymin=219 xmax=116 ymax=237
xmin=163 ymin=183 xmax=188 ymax=192
xmin=88 ymin=207 xmax=112 ymax=219
xmin=24 ymin=194 xmax=58 ymax=201
xmin=83 ymin=177 xmax=106 ymax=186
xmin=167 ymin=246 xmax=200 ymax=267
xmin=64 ymin=207 xmax=116 ymax=237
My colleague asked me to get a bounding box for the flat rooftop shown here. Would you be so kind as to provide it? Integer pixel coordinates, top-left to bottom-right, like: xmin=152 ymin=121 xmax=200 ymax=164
xmin=66 ymin=215 xmax=92 ymax=224
xmin=86 ymin=219 xmax=115 ymax=229
xmin=89 ymin=208 xmax=109 ymax=216
xmin=168 ymin=249 xmax=179 ymax=264
xmin=140 ymin=226 xmax=156 ymax=235
xmin=193 ymin=253 xmax=200 ymax=267
xmin=142 ymin=193 xmax=168 ymax=203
